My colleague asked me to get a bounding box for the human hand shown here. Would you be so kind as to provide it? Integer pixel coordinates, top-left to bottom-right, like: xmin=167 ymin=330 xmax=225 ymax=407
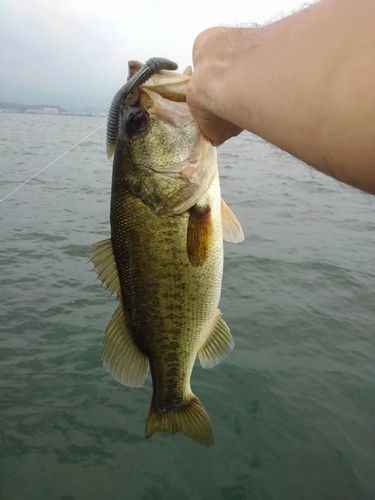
xmin=186 ymin=27 xmax=244 ymax=146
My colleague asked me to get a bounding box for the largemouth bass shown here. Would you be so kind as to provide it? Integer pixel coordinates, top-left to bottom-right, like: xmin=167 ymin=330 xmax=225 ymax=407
xmin=90 ymin=58 xmax=244 ymax=447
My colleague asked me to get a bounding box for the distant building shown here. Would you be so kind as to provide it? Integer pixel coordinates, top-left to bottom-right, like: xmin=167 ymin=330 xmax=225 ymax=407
xmin=25 ymin=107 xmax=59 ymax=115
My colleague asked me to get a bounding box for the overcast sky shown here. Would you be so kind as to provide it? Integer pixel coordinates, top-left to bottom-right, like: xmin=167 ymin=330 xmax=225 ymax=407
xmin=1 ymin=0 xmax=307 ymax=101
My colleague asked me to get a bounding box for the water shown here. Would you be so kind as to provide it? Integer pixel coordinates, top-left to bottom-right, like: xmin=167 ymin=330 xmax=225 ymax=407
xmin=0 ymin=113 xmax=374 ymax=500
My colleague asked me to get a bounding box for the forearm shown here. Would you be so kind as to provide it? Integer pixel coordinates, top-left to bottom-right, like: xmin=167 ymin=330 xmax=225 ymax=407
xmin=189 ymin=0 xmax=375 ymax=193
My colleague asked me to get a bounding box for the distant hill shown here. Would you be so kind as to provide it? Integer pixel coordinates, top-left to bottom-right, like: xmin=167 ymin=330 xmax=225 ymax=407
xmin=0 ymin=101 xmax=67 ymax=114
xmin=0 ymin=81 xmax=109 ymax=110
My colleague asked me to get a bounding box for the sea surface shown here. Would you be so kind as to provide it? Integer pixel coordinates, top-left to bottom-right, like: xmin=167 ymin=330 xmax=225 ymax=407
xmin=0 ymin=113 xmax=374 ymax=500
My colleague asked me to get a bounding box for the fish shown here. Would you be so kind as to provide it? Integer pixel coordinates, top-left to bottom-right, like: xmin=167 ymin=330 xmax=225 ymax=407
xmin=90 ymin=58 xmax=244 ymax=447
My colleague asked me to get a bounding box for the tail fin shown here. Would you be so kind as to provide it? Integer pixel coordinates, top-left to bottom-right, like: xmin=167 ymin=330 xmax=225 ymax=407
xmin=145 ymin=395 xmax=214 ymax=447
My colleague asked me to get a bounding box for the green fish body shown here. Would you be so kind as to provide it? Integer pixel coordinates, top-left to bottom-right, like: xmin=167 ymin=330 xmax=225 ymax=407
xmin=91 ymin=64 xmax=243 ymax=446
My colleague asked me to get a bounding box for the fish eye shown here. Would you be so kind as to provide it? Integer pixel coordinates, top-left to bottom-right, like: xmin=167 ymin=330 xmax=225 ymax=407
xmin=126 ymin=108 xmax=149 ymax=134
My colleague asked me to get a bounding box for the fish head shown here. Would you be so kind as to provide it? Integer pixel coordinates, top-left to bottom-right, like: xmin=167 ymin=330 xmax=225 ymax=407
xmin=113 ymin=70 xmax=217 ymax=215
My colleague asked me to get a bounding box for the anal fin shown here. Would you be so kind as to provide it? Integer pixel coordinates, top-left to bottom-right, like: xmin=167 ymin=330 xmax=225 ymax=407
xmin=102 ymin=303 xmax=149 ymax=388
xmin=198 ymin=309 xmax=234 ymax=369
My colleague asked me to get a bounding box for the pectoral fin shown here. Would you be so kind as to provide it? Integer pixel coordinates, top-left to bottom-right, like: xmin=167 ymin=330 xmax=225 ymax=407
xmin=198 ymin=310 xmax=234 ymax=369
xmin=221 ymin=199 xmax=244 ymax=243
xmin=187 ymin=204 xmax=213 ymax=267
xmin=89 ymin=238 xmax=121 ymax=299
xmin=102 ymin=303 xmax=149 ymax=388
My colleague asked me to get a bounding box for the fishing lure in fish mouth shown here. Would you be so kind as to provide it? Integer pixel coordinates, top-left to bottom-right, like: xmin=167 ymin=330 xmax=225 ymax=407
xmin=106 ymin=57 xmax=178 ymax=159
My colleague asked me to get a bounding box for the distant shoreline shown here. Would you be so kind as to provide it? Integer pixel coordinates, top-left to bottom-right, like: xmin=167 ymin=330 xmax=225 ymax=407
xmin=0 ymin=101 xmax=107 ymax=117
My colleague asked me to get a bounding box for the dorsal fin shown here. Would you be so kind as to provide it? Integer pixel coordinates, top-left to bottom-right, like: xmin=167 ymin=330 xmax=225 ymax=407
xmin=89 ymin=238 xmax=121 ymax=299
xmin=90 ymin=239 xmax=149 ymax=387
xmin=102 ymin=303 xmax=149 ymax=387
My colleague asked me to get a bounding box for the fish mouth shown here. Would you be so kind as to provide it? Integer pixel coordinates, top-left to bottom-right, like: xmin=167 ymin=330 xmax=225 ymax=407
xmin=106 ymin=57 xmax=178 ymax=159
xmin=148 ymin=151 xmax=201 ymax=178
xmin=151 ymin=145 xmax=217 ymax=216
xmin=140 ymin=87 xmax=194 ymax=128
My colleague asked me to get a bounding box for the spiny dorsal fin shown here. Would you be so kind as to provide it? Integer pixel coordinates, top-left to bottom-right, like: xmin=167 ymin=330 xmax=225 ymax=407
xmin=198 ymin=310 xmax=234 ymax=369
xmin=102 ymin=303 xmax=149 ymax=388
xmin=145 ymin=394 xmax=214 ymax=447
xmin=187 ymin=204 xmax=213 ymax=267
xmin=221 ymin=199 xmax=244 ymax=243
xmin=89 ymin=238 xmax=121 ymax=299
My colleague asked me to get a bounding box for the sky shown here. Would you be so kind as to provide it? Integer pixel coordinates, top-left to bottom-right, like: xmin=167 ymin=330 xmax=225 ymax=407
xmin=1 ymin=0 xmax=308 ymax=102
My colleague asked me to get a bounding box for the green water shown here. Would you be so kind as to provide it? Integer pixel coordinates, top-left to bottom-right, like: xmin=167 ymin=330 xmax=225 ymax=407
xmin=0 ymin=114 xmax=374 ymax=499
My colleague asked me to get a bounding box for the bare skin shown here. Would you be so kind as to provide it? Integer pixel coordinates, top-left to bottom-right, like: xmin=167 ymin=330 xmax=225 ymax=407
xmin=186 ymin=0 xmax=375 ymax=194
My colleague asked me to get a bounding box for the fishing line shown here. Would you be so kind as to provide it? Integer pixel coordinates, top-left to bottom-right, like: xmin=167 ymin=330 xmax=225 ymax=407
xmin=0 ymin=121 xmax=106 ymax=203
